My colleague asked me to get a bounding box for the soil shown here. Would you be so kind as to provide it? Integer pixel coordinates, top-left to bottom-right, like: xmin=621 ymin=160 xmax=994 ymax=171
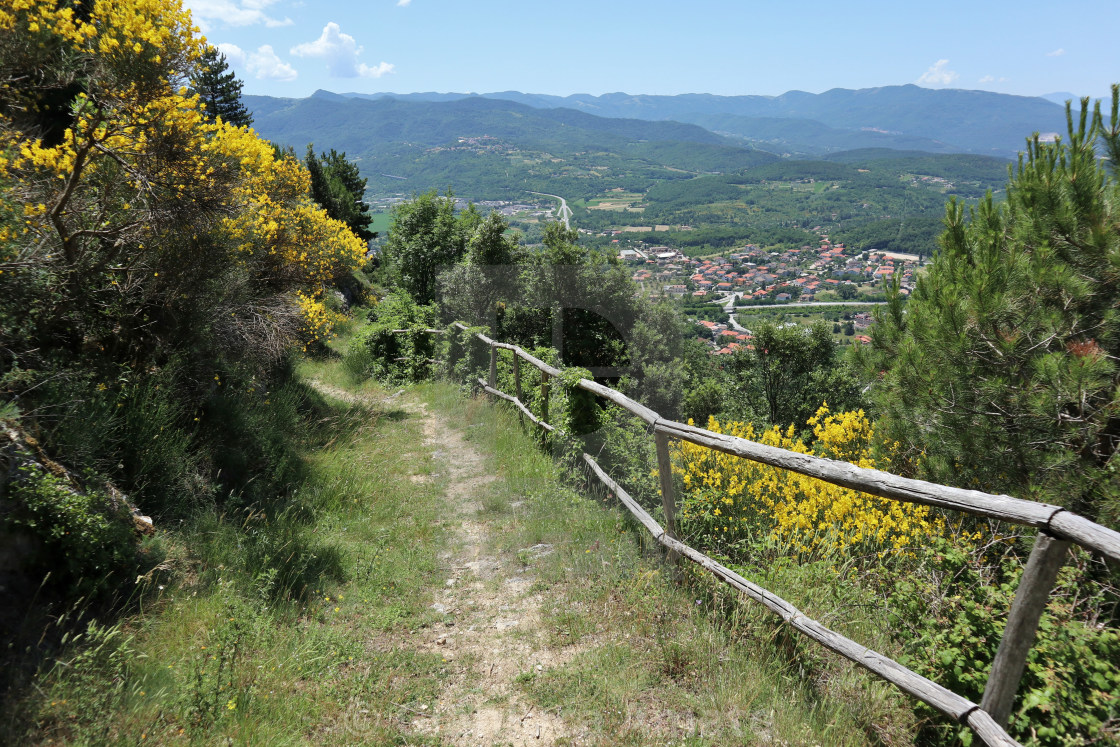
xmin=311 ymin=381 xmax=586 ymax=745
xmin=408 ymin=399 xmax=582 ymax=746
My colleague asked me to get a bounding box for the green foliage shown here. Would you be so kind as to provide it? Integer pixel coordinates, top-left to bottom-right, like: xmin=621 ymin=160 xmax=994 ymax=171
xmin=383 ymin=190 xmax=479 ymax=304
xmin=305 ymin=145 xmax=375 ymax=241
xmin=861 ymin=90 xmax=1120 ymax=521
xmin=443 ymin=323 xmax=490 ymax=390
xmin=348 ymin=292 xmax=438 ymax=384
xmin=6 ymin=463 xmax=139 ymax=597
xmin=726 ymin=320 xmax=863 ymax=429
xmin=191 ymin=45 xmax=252 ymax=128
xmin=889 ymin=537 xmax=1120 ymax=746
xmin=555 ymin=367 xmax=601 ymax=437
xmin=438 ymin=211 xmax=525 ymax=327
xmin=35 ymin=619 xmax=140 ymax=745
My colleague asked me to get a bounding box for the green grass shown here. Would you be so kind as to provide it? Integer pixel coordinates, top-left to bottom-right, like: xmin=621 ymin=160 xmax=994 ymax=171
xmin=367 ymin=211 xmax=393 ymax=236
xmin=6 ymin=362 xmax=451 ymax=745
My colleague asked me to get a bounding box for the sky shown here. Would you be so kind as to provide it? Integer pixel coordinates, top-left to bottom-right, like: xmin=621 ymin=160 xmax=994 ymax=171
xmin=182 ymin=0 xmax=1119 ymax=102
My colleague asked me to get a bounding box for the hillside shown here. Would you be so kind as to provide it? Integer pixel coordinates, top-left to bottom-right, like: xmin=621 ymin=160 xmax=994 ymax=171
xmin=245 ymin=92 xmax=1012 ymax=256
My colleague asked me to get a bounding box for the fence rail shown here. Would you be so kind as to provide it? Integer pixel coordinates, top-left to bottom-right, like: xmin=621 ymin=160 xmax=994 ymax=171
xmin=392 ymin=323 xmax=1120 ymax=746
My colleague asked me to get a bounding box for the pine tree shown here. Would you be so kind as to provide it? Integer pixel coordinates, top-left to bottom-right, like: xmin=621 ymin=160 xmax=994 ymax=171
xmin=305 ymin=146 xmax=375 ymax=242
xmin=193 ymin=46 xmax=252 ymax=128
xmin=861 ymin=88 xmax=1120 ymax=525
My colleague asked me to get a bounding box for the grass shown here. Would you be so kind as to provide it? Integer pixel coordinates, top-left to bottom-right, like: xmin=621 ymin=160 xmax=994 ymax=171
xmin=367 ymin=211 xmax=393 ymax=236
xmin=5 ymin=358 xmax=452 ymax=745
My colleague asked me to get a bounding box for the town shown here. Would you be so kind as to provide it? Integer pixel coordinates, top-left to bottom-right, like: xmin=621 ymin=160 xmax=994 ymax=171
xmin=619 ymin=235 xmax=925 ymax=354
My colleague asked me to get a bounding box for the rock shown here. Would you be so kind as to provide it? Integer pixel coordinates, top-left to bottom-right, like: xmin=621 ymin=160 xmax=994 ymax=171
xmin=133 ymin=514 xmax=155 ymax=536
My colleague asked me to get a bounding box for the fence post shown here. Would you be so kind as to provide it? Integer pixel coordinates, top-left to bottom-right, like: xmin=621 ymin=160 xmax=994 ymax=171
xmin=980 ymin=531 xmax=1070 ymax=727
xmin=488 ymin=344 xmax=497 ymax=389
xmin=513 ymin=354 xmax=522 ymax=401
xmin=513 ymin=354 xmax=523 ymax=423
xmin=540 ymin=371 xmax=550 ymax=425
xmin=654 ymin=431 xmax=680 ymax=565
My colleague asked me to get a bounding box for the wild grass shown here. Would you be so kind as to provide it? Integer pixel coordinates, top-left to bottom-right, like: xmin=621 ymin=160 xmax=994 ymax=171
xmin=5 ymin=360 xmax=450 ymax=745
xmin=7 ymin=353 xmax=915 ymax=745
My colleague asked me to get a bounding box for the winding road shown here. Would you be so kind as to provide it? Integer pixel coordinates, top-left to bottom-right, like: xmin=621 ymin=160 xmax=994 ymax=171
xmin=527 ymin=191 xmax=572 ymax=229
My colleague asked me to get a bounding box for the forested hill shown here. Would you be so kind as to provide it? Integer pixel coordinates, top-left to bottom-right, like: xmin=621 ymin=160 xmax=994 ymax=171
xmin=245 ymin=91 xmax=747 ymax=153
xmin=333 ymin=84 xmax=1069 ymax=158
xmin=244 ymin=91 xmax=1014 ymax=256
xmin=244 ymin=92 xmax=779 ymax=199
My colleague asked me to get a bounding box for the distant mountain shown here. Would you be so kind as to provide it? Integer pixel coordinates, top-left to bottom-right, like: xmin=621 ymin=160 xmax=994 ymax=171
xmin=1040 ymin=91 xmax=1107 ymax=108
xmin=1041 ymin=92 xmax=1079 ymax=106
xmin=243 ymin=92 xmax=777 ymax=198
xmin=336 ymin=85 xmax=1066 ymax=159
xmin=246 ymin=90 xmax=736 ymax=154
xmin=242 ymin=90 xmax=1015 ymax=258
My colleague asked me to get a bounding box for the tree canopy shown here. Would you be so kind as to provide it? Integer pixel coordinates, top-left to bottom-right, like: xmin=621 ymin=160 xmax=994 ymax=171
xmin=0 ymin=0 xmax=365 ymax=513
xmin=861 ymin=90 xmax=1120 ymax=524
xmin=383 ymin=190 xmax=478 ymax=304
xmin=305 ymin=145 xmax=375 ymax=242
xmin=192 ymin=45 xmax=253 ymax=128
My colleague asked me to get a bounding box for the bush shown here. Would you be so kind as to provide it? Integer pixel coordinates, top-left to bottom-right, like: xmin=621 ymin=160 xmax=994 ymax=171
xmin=890 ymin=537 xmax=1120 ymax=746
xmin=6 ymin=463 xmax=140 ymax=597
xmin=672 ymin=406 xmax=946 ymax=561
xmin=347 ymin=293 xmax=438 ymax=384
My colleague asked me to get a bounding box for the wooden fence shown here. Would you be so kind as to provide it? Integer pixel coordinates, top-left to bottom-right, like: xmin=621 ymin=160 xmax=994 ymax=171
xmin=397 ymin=323 xmax=1120 ymax=747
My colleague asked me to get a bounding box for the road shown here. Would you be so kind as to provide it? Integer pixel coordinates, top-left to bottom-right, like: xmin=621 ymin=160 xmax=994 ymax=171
xmin=728 ymin=301 xmax=888 ymax=310
xmin=527 ymin=191 xmax=572 ymax=229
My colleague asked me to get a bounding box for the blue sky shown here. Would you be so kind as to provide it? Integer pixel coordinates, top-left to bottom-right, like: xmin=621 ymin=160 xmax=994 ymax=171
xmin=183 ymin=0 xmax=1119 ymax=101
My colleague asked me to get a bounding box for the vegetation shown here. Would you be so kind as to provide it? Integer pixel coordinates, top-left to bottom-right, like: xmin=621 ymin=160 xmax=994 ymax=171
xmin=860 ymin=91 xmax=1120 ymax=526
xmin=2 ymin=3 xmax=1117 ymax=744
xmin=0 ymin=0 xmax=365 ymax=700
xmin=247 ymin=92 xmax=1015 ymax=258
xmin=305 ymin=145 xmax=376 ymax=242
xmin=192 ymin=45 xmax=253 ymax=128
xmin=673 ymin=406 xmax=946 ymax=558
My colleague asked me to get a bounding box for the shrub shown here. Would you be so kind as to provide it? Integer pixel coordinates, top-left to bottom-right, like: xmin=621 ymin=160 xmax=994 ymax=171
xmin=890 ymin=538 xmax=1120 ymax=746
xmin=347 ymin=292 xmax=438 ymax=384
xmin=6 ymin=462 xmax=139 ymax=597
xmin=672 ymin=405 xmax=947 ymax=560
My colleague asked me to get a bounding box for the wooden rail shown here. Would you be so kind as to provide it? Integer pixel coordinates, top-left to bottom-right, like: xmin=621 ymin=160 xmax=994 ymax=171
xmin=392 ymin=324 xmax=1120 ymax=746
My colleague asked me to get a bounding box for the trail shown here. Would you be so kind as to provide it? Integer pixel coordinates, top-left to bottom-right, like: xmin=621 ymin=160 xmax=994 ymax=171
xmin=407 ymin=399 xmax=582 ymax=746
xmin=307 ymin=379 xmax=584 ymax=743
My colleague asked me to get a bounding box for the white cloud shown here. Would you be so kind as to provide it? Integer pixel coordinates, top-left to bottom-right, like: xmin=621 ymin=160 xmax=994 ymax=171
xmin=358 ymin=61 xmax=395 ymax=78
xmin=184 ymin=0 xmax=293 ymax=31
xmin=218 ymin=42 xmax=298 ymax=82
xmin=397 ymin=0 xmax=413 ymax=5
xmin=978 ymin=75 xmax=1007 ymax=84
xmin=916 ymin=59 xmax=959 ymax=87
xmin=291 ymin=22 xmax=395 ymax=78
xmin=1046 ymin=48 xmax=1066 ymax=57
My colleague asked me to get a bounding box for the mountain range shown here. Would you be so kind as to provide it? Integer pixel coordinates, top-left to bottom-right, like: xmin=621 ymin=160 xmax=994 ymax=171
xmin=300 ymin=84 xmax=1069 ymax=159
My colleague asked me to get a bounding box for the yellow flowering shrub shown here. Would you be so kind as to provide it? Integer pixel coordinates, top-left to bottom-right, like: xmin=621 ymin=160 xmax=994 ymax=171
xmin=673 ymin=405 xmax=946 ymax=559
xmin=206 ymin=124 xmax=366 ymax=337
xmin=0 ymin=0 xmax=363 ymax=348
xmin=296 ymin=291 xmax=346 ymax=348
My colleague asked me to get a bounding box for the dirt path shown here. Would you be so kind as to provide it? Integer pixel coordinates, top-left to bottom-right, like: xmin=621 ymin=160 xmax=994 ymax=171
xmin=406 ymin=399 xmax=580 ymax=746
xmin=307 ymin=379 xmax=580 ymax=743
